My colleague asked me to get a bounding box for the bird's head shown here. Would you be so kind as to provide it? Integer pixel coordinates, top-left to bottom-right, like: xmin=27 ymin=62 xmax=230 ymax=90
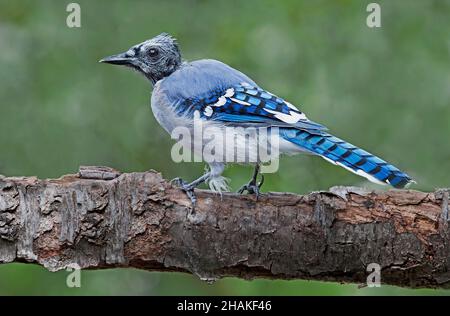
xmin=100 ymin=33 xmax=182 ymax=84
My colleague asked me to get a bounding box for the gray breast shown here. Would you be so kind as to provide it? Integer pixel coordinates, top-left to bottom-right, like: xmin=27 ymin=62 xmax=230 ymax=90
xmin=150 ymin=82 xmax=191 ymax=134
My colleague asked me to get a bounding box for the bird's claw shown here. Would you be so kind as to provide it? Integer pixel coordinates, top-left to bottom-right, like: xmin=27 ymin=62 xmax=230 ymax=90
xmin=170 ymin=177 xmax=187 ymax=187
xmin=170 ymin=177 xmax=197 ymax=210
xmin=238 ymin=174 xmax=264 ymax=200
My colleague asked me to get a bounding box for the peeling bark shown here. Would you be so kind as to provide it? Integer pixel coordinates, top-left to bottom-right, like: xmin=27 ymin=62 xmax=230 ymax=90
xmin=0 ymin=166 xmax=449 ymax=288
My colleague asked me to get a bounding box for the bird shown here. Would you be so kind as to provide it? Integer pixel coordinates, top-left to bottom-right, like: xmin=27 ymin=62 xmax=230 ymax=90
xmin=100 ymin=33 xmax=413 ymax=205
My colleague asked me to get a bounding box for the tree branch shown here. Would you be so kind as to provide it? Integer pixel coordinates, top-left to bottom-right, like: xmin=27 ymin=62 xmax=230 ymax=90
xmin=0 ymin=166 xmax=448 ymax=288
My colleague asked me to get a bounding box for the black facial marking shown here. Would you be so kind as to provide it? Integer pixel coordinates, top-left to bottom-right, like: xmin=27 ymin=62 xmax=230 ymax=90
xmin=133 ymin=45 xmax=141 ymax=55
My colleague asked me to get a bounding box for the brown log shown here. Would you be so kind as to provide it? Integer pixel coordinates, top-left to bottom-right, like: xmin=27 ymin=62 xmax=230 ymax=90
xmin=0 ymin=166 xmax=448 ymax=288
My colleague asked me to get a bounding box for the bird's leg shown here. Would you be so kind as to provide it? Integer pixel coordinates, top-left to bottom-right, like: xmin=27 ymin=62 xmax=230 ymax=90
xmin=238 ymin=164 xmax=264 ymax=199
xmin=171 ymin=172 xmax=210 ymax=208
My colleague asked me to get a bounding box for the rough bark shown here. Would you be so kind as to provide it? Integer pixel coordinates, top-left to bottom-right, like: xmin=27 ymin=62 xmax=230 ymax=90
xmin=0 ymin=166 xmax=448 ymax=288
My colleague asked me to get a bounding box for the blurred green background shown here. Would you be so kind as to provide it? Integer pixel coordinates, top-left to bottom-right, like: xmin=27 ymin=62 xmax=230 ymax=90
xmin=0 ymin=0 xmax=449 ymax=295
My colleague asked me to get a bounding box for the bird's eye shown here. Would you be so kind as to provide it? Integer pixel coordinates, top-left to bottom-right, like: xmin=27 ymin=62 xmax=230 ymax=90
xmin=149 ymin=48 xmax=159 ymax=57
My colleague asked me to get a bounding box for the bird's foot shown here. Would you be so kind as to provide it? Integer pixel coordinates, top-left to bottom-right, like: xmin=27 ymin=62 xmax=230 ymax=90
xmin=237 ymin=174 xmax=264 ymax=200
xmin=170 ymin=177 xmax=197 ymax=209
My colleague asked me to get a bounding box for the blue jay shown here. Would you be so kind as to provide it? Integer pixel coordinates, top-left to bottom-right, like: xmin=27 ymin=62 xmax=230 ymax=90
xmin=100 ymin=33 xmax=413 ymax=205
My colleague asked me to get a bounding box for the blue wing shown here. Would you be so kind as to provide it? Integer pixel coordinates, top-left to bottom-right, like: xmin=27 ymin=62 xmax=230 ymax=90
xmin=166 ymin=73 xmax=413 ymax=188
xmin=175 ymin=82 xmax=327 ymax=132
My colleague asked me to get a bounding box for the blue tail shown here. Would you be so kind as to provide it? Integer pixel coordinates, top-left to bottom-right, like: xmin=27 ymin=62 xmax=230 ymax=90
xmin=280 ymin=129 xmax=413 ymax=188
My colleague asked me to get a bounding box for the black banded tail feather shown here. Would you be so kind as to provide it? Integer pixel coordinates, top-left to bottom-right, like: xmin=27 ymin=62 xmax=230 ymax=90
xmin=280 ymin=129 xmax=414 ymax=188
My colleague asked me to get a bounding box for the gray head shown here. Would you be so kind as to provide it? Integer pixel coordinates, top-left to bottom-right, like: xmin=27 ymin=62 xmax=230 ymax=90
xmin=100 ymin=33 xmax=182 ymax=84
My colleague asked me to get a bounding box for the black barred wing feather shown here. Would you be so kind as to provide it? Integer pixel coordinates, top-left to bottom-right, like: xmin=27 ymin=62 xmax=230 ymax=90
xmin=177 ymin=82 xmax=327 ymax=132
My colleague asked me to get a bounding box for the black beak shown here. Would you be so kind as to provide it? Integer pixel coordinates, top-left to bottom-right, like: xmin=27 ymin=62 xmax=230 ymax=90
xmin=99 ymin=52 xmax=134 ymax=66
